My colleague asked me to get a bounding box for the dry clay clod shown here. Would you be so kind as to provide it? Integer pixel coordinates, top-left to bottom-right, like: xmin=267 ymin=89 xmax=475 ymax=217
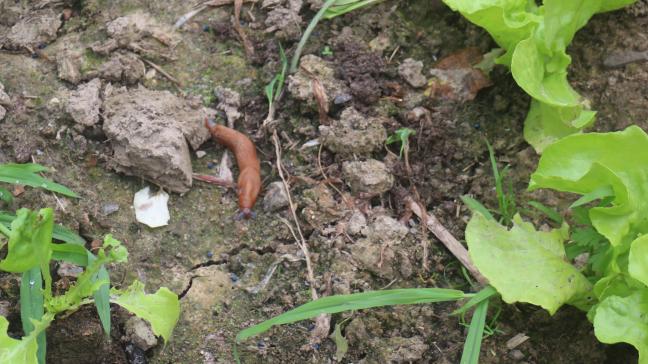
xmin=102 ymin=86 xmax=213 ymax=193
xmin=319 ymin=107 xmax=387 ymax=155
xmin=2 ymin=9 xmax=61 ymax=50
xmin=0 ymin=82 xmax=9 ymax=121
xmin=66 ymin=78 xmax=102 ymax=127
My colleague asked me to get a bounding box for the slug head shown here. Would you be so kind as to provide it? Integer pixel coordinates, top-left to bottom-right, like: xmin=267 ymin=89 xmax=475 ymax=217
xmin=234 ymin=208 xmax=257 ymax=220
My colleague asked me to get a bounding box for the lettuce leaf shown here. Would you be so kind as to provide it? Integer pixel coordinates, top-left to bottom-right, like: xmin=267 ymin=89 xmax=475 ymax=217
xmin=530 ymin=126 xmax=648 ymax=248
xmin=111 ymin=281 xmax=180 ymax=343
xmin=442 ymin=0 xmax=636 ymax=152
xmin=442 ymin=0 xmax=540 ymax=65
xmin=629 ymin=235 xmax=648 ymax=287
xmin=0 ymin=314 xmax=53 ymax=364
xmin=593 ymin=290 xmax=648 ymax=364
xmin=526 ymin=126 xmax=648 ymax=361
xmin=0 ymin=315 xmax=38 ymax=364
xmin=0 ymin=209 xmax=53 ymax=273
xmin=466 ymin=212 xmax=592 ymax=314
xmin=523 ymin=99 xmax=597 ymax=152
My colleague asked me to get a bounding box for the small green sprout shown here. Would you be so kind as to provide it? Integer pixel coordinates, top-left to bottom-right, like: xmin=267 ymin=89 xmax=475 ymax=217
xmin=385 ymin=127 xmax=416 ymax=158
xmin=265 ymin=43 xmax=288 ymax=107
xmin=486 ymin=141 xmax=516 ymax=226
xmin=321 ymin=46 xmax=333 ymax=56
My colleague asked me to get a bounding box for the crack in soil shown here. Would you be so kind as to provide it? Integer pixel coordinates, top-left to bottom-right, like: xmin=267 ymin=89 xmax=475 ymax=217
xmin=179 ymin=243 xmax=277 ymax=298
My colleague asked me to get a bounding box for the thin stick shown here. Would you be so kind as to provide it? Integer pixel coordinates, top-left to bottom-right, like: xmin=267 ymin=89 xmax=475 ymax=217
xmin=274 ymin=130 xmax=329 ymax=347
xmin=412 ymin=188 xmax=429 ymax=272
xmin=52 ymin=193 xmax=67 ymax=213
xmin=192 ymin=174 xmax=234 ymax=187
xmin=387 ymin=45 xmax=400 ymax=64
xmin=272 ymin=130 xmax=317 ymax=300
xmin=141 ymin=58 xmax=182 ymax=86
xmin=174 ymin=5 xmax=208 ymax=29
xmin=174 ymin=0 xmax=257 ymax=29
xmin=406 ymin=197 xmax=488 ymax=285
xmin=233 ymin=0 xmax=255 ymax=58
xmin=400 ymin=142 xmax=427 ymax=271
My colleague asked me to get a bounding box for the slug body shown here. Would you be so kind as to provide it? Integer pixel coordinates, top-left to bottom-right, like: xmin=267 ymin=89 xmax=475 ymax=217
xmin=205 ymin=118 xmax=261 ymax=219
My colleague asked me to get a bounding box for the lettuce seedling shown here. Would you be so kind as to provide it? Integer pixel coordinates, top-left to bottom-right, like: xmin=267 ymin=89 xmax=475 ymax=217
xmin=464 ymin=126 xmax=648 ymax=363
xmin=385 ymin=127 xmax=416 ymax=158
xmin=442 ymin=0 xmax=637 ymax=152
xmin=0 ymin=208 xmax=180 ymax=364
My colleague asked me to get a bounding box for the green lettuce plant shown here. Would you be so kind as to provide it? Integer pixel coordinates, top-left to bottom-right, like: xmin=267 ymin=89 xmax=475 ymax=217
xmin=441 ymin=0 xmax=636 ymax=152
xmin=0 ymin=208 xmax=180 ymax=364
xmin=0 ymin=163 xmax=180 ymax=363
xmin=464 ymin=126 xmax=648 ymax=363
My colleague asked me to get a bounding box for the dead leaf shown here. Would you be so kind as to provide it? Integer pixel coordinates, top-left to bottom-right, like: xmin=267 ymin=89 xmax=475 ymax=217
xmin=12 ymin=185 xmax=25 ymax=197
xmin=425 ymin=47 xmax=492 ymax=102
xmin=311 ymin=77 xmax=330 ymax=125
xmin=331 ymin=322 xmax=349 ymax=361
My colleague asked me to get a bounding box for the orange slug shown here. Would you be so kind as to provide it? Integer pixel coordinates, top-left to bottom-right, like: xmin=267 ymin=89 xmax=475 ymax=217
xmin=205 ymin=118 xmax=261 ymax=219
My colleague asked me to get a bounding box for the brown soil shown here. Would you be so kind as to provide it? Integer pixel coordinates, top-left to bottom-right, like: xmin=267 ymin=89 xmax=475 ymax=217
xmin=0 ymin=0 xmax=646 ymax=363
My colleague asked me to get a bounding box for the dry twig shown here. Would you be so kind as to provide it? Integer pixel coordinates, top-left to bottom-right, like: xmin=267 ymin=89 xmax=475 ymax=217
xmin=141 ymin=58 xmax=182 ymax=86
xmin=272 ymin=130 xmax=331 ymax=344
xmin=233 ymin=0 xmax=255 ymax=58
xmin=310 ymin=77 xmax=329 ymax=125
xmin=272 ymin=131 xmax=315 ymax=295
xmin=272 ymin=130 xmax=330 ymax=346
xmin=396 ymin=141 xmax=427 ymax=271
xmin=174 ymin=0 xmax=257 ymax=29
xmin=405 ymin=197 xmax=488 ymax=285
xmin=301 ymin=66 xmax=330 ymax=125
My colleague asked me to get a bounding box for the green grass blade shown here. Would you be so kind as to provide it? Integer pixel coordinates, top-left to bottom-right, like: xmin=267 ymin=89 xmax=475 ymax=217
xmin=569 ymin=185 xmax=615 ymax=209
xmin=3 ymin=163 xmax=48 ymax=173
xmin=459 ymin=298 xmax=489 ymax=364
xmin=94 ymin=267 xmax=112 ymax=335
xmin=323 ymin=0 xmax=381 ymax=19
xmin=21 ymin=267 xmax=46 ymax=364
xmin=51 ymin=225 xmax=85 ymax=245
xmin=237 ymin=288 xmax=467 ymax=342
xmin=0 ymin=187 xmax=13 ymax=203
xmin=89 ymin=253 xmax=112 ymax=335
xmin=452 ymin=285 xmax=497 ymax=316
xmin=266 ymin=44 xmax=288 ymax=105
xmin=528 ymin=201 xmax=563 ymax=224
xmin=460 ymin=195 xmax=495 ymax=221
xmin=0 ymin=163 xmax=77 ymax=198
xmin=51 ymin=243 xmax=90 ymax=266
xmin=0 ymin=212 xmax=85 ymax=245
xmin=290 ymin=0 xmax=338 ymax=73
xmin=486 ymin=141 xmax=506 ymax=221
xmin=0 ymin=212 xmax=17 ymax=227
xmin=275 ymin=43 xmax=288 ymax=100
xmin=265 ymin=76 xmax=279 ymax=104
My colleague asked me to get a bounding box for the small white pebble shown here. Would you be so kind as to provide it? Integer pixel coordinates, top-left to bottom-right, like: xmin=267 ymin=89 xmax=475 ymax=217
xmin=145 ymin=69 xmax=157 ymax=80
xmin=196 ymin=150 xmax=207 ymax=158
